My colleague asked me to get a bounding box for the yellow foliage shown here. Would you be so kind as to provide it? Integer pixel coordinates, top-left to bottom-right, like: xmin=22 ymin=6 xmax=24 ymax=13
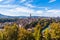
xmin=49 ymin=22 xmax=60 ymax=39
xmin=33 ymin=23 xmax=42 ymax=40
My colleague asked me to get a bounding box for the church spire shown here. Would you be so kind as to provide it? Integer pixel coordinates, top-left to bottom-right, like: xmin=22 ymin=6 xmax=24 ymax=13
xmin=30 ymin=13 xmax=31 ymax=18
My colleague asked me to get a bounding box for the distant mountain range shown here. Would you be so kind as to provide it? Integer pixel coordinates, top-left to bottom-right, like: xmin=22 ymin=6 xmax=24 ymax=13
xmin=0 ymin=14 xmax=42 ymax=18
xmin=0 ymin=14 xmax=29 ymax=18
xmin=0 ymin=14 xmax=57 ymax=19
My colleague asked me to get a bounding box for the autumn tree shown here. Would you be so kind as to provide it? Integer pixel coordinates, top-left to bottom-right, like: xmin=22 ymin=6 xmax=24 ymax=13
xmin=3 ymin=23 xmax=18 ymax=40
xmin=44 ymin=29 xmax=51 ymax=40
xmin=33 ymin=23 xmax=42 ymax=40
xmin=49 ymin=22 xmax=60 ymax=40
xmin=0 ymin=31 xmax=4 ymax=40
xmin=18 ymin=27 xmax=34 ymax=40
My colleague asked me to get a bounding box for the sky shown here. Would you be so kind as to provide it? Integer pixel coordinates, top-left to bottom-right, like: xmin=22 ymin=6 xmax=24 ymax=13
xmin=0 ymin=0 xmax=60 ymax=17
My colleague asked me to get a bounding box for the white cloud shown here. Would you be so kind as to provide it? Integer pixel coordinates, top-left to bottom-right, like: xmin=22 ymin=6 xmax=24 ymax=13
xmin=45 ymin=9 xmax=60 ymax=17
xmin=25 ymin=3 xmax=36 ymax=8
xmin=21 ymin=0 xmax=34 ymax=8
xmin=38 ymin=7 xmax=49 ymax=10
xmin=0 ymin=5 xmax=33 ymax=16
xmin=0 ymin=5 xmax=18 ymax=8
xmin=36 ymin=11 xmax=43 ymax=14
xmin=0 ymin=0 xmax=35 ymax=8
xmin=20 ymin=0 xmax=26 ymax=3
xmin=49 ymin=0 xmax=56 ymax=3
xmin=47 ymin=10 xmax=60 ymax=13
xmin=8 ymin=7 xmax=43 ymax=16
xmin=0 ymin=0 xmax=15 ymax=4
xmin=0 ymin=5 xmax=43 ymax=16
xmin=0 ymin=0 xmax=3 ymax=2
xmin=9 ymin=7 xmax=35 ymax=13
xmin=0 ymin=0 xmax=37 ymax=16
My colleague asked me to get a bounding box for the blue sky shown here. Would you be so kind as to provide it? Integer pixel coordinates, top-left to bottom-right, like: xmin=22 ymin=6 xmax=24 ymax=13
xmin=0 ymin=0 xmax=60 ymax=17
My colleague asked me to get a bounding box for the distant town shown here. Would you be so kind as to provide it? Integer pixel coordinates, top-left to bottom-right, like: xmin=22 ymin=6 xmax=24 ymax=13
xmin=0 ymin=14 xmax=60 ymax=29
